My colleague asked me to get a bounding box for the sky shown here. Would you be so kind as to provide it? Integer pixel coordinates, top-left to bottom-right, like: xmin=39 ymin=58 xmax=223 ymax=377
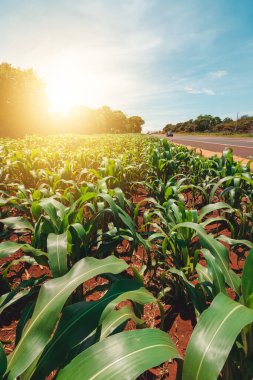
xmin=0 ymin=0 xmax=253 ymax=131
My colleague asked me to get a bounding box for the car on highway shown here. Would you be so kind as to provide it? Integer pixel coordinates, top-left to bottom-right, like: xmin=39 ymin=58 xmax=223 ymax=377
xmin=166 ymin=130 xmax=173 ymax=137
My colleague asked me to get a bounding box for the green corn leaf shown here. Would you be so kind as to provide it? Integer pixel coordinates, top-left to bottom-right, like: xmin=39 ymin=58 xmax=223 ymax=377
xmin=99 ymin=306 xmax=144 ymax=340
xmin=30 ymin=280 xmax=148 ymax=380
xmin=0 ymin=241 xmax=47 ymax=266
xmin=32 ymin=215 xmax=55 ymax=249
xmin=100 ymin=286 xmax=155 ymax=320
xmin=178 ymin=184 xmax=208 ymax=202
xmin=15 ymin=301 xmax=36 ymax=346
xmin=0 ymin=242 xmax=25 ymax=258
xmin=169 ymin=268 xmax=207 ymax=313
xmin=97 ymin=193 xmax=120 ymax=226
xmin=198 ymin=202 xmax=233 ymax=222
xmin=200 ymin=217 xmax=234 ymax=235
xmin=217 ymin=235 xmax=253 ymax=250
xmin=209 ymin=176 xmax=234 ymax=201
xmin=68 ymin=223 xmax=87 ymax=261
xmin=183 ymin=293 xmax=253 ymax=380
xmin=0 ymin=197 xmax=9 ymax=206
xmin=57 ymin=329 xmax=181 ymax=380
xmin=6 ymin=256 xmax=128 ymax=380
xmin=117 ymin=206 xmax=136 ymax=235
xmin=39 ymin=198 xmax=66 ymax=233
xmin=246 ymin=293 xmax=253 ymax=309
xmin=0 ymin=277 xmax=43 ymax=314
xmin=0 ymin=217 xmax=34 ymax=231
xmin=0 ymin=342 xmax=7 ymax=379
xmin=47 ymin=232 xmax=68 ymax=277
xmin=196 ymin=263 xmax=212 ymax=283
xmin=242 ymin=249 xmax=253 ymax=304
xmin=171 ymin=222 xmax=240 ymax=293
xmin=31 ymin=201 xmax=42 ymax=220
xmin=201 ymin=249 xmax=226 ymax=296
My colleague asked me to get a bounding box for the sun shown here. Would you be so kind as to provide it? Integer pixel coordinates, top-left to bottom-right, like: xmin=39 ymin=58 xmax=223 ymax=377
xmin=44 ymin=60 xmax=109 ymax=115
xmin=47 ymin=81 xmax=82 ymax=115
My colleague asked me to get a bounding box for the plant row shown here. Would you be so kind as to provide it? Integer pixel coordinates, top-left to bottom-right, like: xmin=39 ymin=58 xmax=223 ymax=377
xmin=0 ymin=135 xmax=252 ymax=379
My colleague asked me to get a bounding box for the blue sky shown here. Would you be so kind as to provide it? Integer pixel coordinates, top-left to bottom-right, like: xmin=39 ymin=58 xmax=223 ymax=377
xmin=1 ymin=0 xmax=253 ymax=131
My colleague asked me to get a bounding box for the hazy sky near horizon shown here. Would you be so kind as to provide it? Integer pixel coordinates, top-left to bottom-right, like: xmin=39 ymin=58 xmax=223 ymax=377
xmin=1 ymin=0 xmax=253 ymax=131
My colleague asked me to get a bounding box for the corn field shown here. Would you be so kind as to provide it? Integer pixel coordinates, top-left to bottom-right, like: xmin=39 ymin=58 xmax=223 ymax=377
xmin=0 ymin=134 xmax=253 ymax=380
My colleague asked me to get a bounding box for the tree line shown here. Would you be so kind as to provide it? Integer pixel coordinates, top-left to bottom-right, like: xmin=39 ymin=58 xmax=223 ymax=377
xmin=163 ymin=114 xmax=253 ymax=134
xmin=0 ymin=63 xmax=144 ymax=137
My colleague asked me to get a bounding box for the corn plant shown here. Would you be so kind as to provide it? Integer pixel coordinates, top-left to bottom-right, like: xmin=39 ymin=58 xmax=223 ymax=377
xmin=144 ymin=200 xmax=234 ymax=273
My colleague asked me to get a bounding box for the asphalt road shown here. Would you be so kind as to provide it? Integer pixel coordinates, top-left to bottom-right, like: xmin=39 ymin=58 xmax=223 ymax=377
xmin=165 ymin=135 xmax=253 ymax=159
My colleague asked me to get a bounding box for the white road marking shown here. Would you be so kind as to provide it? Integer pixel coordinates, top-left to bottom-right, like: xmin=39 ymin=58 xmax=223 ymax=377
xmin=171 ymin=138 xmax=253 ymax=149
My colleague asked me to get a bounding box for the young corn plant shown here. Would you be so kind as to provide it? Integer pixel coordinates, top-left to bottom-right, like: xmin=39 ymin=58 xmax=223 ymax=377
xmin=144 ymin=200 xmax=234 ymax=273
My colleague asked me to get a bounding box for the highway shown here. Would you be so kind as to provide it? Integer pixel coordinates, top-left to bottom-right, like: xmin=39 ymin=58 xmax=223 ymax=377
xmin=165 ymin=135 xmax=253 ymax=159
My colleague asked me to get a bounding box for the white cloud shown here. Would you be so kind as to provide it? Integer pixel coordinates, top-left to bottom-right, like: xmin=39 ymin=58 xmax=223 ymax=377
xmin=184 ymin=86 xmax=215 ymax=96
xmin=210 ymin=70 xmax=228 ymax=78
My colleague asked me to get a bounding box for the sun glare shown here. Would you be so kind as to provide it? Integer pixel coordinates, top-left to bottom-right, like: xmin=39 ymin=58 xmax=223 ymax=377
xmin=47 ymin=82 xmax=81 ymax=115
xmin=45 ymin=61 xmax=109 ymax=115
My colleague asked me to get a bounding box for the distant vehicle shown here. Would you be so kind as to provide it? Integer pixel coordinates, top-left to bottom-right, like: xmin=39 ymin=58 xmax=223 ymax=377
xmin=166 ymin=130 xmax=173 ymax=137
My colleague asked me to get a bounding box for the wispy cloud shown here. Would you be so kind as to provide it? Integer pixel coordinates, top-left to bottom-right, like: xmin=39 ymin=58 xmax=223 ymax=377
xmin=210 ymin=70 xmax=228 ymax=78
xmin=184 ymin=86 xmax=215 ymax=96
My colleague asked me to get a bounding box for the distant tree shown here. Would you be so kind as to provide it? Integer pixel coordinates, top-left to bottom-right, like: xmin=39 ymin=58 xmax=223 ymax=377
xmin=110 ymin=110 xmax=128 ymax=133
xmin=223 ymin=117 xmax=233 ymax=123
xmin=195 ymin=115 xmax=211 ymax=131
xmin=67 ymin=106 xmax=144 ymax=134
xmin=193 ymin=115 xmax=220 ymax=132
xmin=97 ymin=106 xmax=114 ymax=133
xmin=127 ymin=116 xmax=145 ymax=133
xmin=0 ymin=63 xmax=48 ymax=136
xmin=213 ymin=116 xmax=222 ymax=125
